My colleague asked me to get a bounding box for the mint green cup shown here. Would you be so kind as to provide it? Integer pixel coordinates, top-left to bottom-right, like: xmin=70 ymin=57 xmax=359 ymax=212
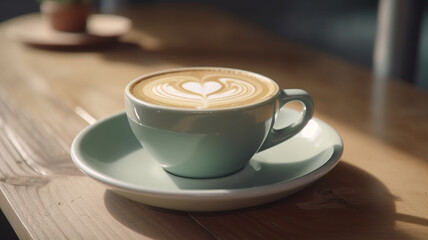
xmin=125 ymin=67 xmax=314 ymax=178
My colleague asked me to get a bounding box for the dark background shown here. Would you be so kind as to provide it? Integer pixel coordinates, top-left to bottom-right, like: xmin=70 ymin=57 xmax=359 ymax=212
xmin=0 ymin=0 xmax=427 ymax=238
xmin=1 ymin=0 xmax=428 ymax=91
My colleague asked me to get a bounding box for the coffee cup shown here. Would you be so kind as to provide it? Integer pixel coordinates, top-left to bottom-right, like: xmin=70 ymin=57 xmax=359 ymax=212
xmin=125 ymin=67 xmax=314 ymax=178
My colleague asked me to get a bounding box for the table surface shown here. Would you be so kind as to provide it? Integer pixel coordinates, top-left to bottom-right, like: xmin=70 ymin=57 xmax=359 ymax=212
xmin=0 ymin=3 xmax=427 ymax=240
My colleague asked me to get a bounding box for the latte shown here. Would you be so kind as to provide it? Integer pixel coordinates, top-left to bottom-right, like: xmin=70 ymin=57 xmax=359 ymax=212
xmin=130 ymin=68 xmax=278 ymax=110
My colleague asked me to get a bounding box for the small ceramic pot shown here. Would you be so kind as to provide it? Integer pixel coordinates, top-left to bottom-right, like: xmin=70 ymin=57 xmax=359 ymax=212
xmin=41 ymin=1 xmax=91 ymax=32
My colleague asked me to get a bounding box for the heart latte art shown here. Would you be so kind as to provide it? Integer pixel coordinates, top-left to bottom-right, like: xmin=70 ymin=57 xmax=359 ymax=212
xmin=131 ymin=69 xmax=278 ymax=109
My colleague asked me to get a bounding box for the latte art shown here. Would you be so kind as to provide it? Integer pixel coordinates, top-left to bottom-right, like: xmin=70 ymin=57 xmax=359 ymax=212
xmin=131 ymin=69 xmax=278 ymax=109
xmin=151 ymin=76 xmax=257 ymax=109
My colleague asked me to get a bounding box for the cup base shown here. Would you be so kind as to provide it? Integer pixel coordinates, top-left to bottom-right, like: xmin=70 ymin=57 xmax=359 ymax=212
xmin=127 ymin=117 xmax=267 ymax=179
xmin=163 ymin=163 xmax=249 ymax=179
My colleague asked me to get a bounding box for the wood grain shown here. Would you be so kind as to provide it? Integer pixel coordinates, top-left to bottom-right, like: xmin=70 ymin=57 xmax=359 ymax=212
xmin=0 ymin=3 xmax=427 ymax=239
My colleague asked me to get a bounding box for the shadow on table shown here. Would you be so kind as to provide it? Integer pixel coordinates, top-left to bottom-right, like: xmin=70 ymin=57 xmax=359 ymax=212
xmin=103 ymin=161 xmax=426 ymax=240
xmin=103 ymin=191 xmax=215 ymax=239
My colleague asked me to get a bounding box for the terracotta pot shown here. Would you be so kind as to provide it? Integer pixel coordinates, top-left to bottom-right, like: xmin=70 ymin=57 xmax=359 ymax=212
xmin=41 ymin=1 xmax=91 ymax=32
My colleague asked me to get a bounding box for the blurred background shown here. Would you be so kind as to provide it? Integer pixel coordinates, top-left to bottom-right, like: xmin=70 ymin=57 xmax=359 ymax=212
xmin=1 ymin=0 xmax=428 ymax=92
xmin=0 ymin=0 xmax=426 ymax=238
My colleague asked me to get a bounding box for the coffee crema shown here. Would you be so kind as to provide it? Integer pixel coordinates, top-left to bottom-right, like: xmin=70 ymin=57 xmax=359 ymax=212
xmin=130 ymin=69 xmax=278 ymax=110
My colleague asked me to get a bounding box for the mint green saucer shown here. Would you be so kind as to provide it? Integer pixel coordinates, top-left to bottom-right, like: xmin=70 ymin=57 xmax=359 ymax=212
xmin=71 ymin=109 xmax=343 ymax=212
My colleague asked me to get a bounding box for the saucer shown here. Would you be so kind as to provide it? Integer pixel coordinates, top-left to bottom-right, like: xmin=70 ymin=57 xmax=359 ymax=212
xmin=71 ymin=109 xmax=343 ymax=212
xmin=6 ymin=14 xmax=131 ymax=47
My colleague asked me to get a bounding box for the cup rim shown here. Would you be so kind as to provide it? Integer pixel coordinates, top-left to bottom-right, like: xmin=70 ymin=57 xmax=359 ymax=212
xmin=125 ymin=67 xmax=281 ymax=113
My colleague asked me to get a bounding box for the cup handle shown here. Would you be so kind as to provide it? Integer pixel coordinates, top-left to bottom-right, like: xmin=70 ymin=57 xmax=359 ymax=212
xmin=258 ymin=89 xmax=314 ymax=151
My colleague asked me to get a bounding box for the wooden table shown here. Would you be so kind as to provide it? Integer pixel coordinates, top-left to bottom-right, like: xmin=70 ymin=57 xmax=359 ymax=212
xmin=0 ymin=3 xmax=427 ymax=239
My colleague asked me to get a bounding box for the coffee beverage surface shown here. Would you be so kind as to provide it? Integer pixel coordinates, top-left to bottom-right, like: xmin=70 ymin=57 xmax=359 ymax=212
xmin=130 ymin=68 xmax=278 ymax=109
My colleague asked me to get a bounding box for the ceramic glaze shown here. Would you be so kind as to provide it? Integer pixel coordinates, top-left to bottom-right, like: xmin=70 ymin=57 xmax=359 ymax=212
xmin=125 ymin=67 xmax=314 ymax=178
xmin=128 ymin=118 xmax=271 ymax=178
xmin=70 ymin=110 xmax=343 ymax=211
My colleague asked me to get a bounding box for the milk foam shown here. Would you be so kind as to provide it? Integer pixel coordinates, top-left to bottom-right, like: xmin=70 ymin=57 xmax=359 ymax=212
xmin=131 ymin=69 xmax=278 ymax=109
